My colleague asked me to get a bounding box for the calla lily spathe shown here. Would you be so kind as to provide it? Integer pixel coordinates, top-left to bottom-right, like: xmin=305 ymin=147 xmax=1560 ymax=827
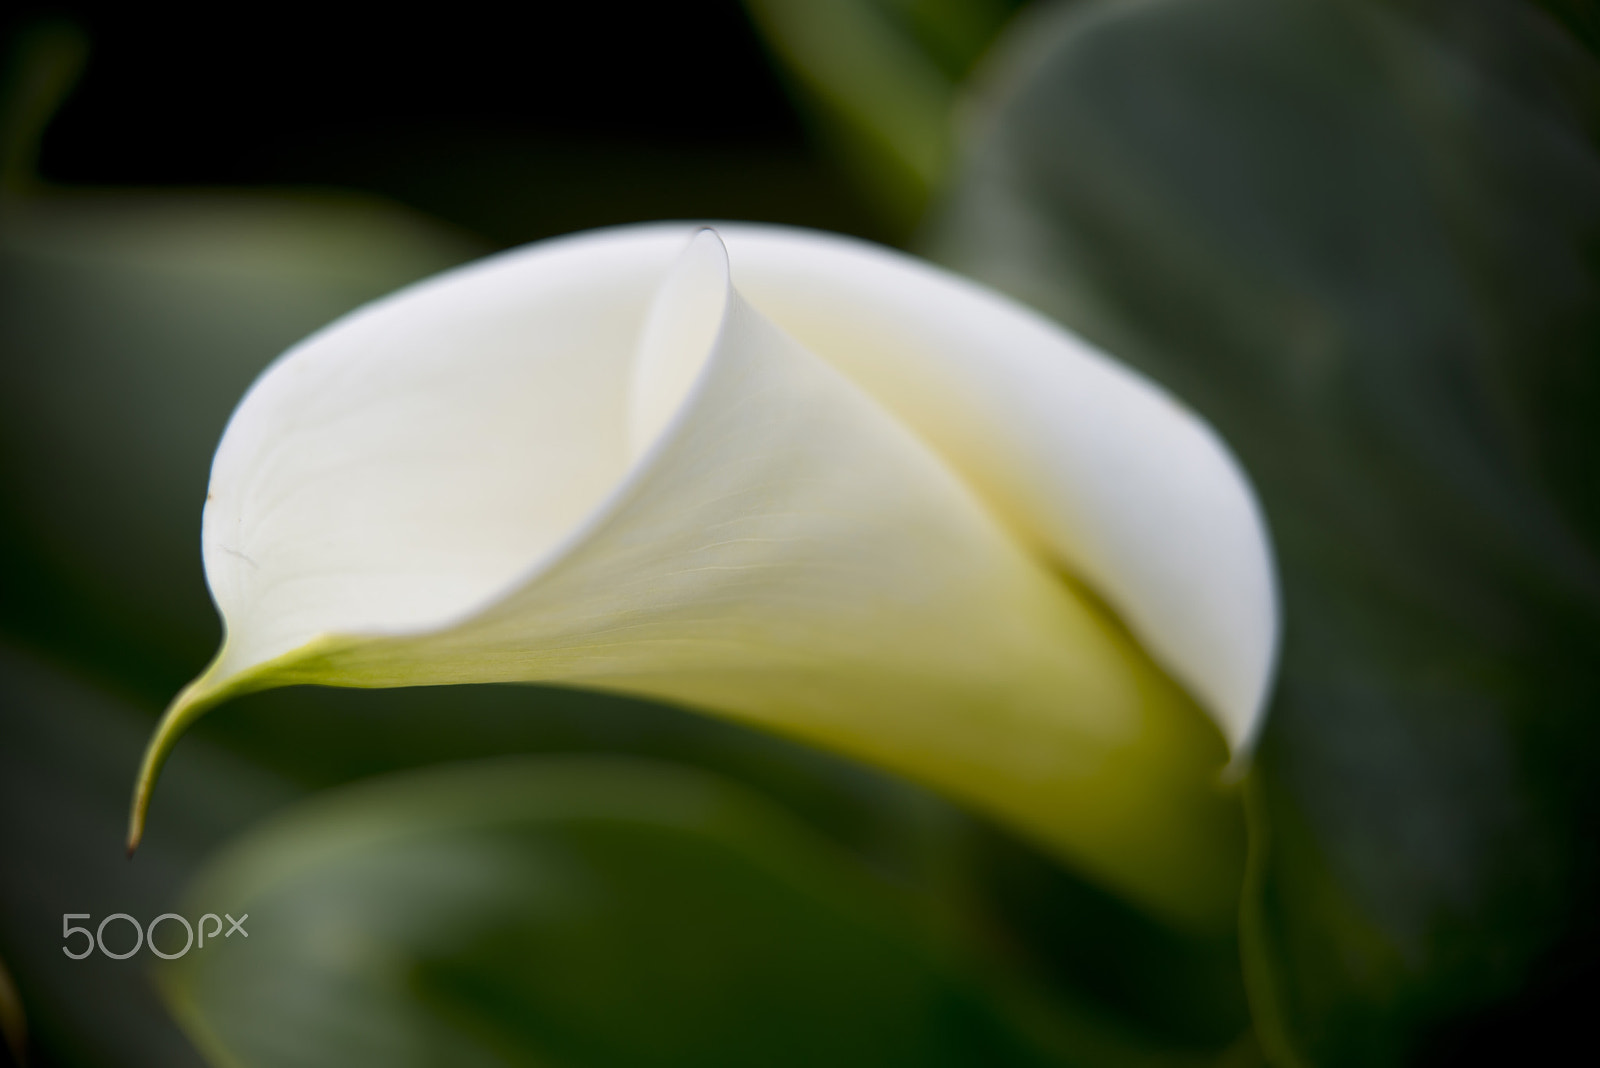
xmin=132 ymin=224 xmax=1277 ymax=926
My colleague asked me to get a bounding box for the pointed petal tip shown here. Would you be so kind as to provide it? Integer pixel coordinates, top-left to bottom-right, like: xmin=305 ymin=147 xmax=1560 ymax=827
xmin=127 ymin=765 xmax=152 ymax=857
xmin=126 ymin=659 xmax=241 ymax=858
xmin=629 ymin=228 xmax=734 ymax=457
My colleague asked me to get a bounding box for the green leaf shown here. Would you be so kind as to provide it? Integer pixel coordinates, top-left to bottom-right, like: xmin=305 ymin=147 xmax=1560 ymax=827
xmin=740 ymin=0 xmax=1026 ymax=230
xmin=161 ymin=756 xmax=1066 ymax=1068
xmin=2 ymin=634 xmax=1253 ymax=1068
xmin=930 ymin=0 xmax=1600 ymax=1063
xmin=2 ymin=630 xmax=1011 ymax=1066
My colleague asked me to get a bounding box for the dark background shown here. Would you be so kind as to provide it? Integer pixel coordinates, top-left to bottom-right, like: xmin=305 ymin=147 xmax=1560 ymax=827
xmin=4 ymin=1 xmax=883 ymax=246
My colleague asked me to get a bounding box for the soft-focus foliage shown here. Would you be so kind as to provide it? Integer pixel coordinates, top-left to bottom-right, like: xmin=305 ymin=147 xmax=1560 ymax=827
xmin=742 ymin=0 xmax=1027 ymax=229
xmin=163 ymin=757 xmax=1061 ymax=1068
xmin=932 ymin=0 xmax=1600 ymax=1062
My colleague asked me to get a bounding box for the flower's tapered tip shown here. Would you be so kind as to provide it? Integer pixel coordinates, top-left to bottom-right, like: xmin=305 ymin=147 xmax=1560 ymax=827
xmin=127 ymin=761 xmax=154 ymax=856
xmin=126 ymin=662 xmax=237 ymax=857
xmin=127 ymin=713 xmax=169 ymax=857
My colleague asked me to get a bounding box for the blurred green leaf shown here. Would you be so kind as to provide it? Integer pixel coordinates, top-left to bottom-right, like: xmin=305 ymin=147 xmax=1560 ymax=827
xmin=741 ymin=0 xmax=1025 ymax=231
xmin=4 ymin=635 xmax=1252 ymax=1068
xmin=162 ymin=756 xmax=1067 ymax=1068
xmin=931 ymin=0 xmax=1600 ymax=1063
xmin=968 ymin=828 xmax=1254 ymax=1056
xmin=166 ymin=679 xmax=1274 ymax=1068
xmin=186 ymin=679 xmax=993 ymax=924
xmin=2 ymin=629 xmax=1010 ymax=1066
xmin=0 ymin=190 xmax=483 ymax=689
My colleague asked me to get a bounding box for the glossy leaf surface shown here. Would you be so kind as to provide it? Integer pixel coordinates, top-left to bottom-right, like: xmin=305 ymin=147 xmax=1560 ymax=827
xmin=932 ymin=0 xmax=1600 ymax=1062
xmin=163 ymin=757 xmax=1062 ymax=1068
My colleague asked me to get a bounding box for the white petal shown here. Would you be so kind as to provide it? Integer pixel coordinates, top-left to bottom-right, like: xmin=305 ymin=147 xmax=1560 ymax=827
xmin=199 ymin=230 xmax=670 ymax=681
xmin=137 ymin=227 xmax=1248 ymax=925
xmin=629 ymin=229 xmax=729 ymax=458
xmin=717 ymin=225 xmax=1279 ymax=753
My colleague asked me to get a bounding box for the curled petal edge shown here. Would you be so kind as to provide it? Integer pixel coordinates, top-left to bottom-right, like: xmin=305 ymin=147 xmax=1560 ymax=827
xmin=131 ymin=226 xmax=1273 ymax=928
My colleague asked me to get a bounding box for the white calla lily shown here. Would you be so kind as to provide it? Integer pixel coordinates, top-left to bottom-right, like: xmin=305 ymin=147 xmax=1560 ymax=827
xmin=131 ymin=224 xmax=1277 ymax=926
